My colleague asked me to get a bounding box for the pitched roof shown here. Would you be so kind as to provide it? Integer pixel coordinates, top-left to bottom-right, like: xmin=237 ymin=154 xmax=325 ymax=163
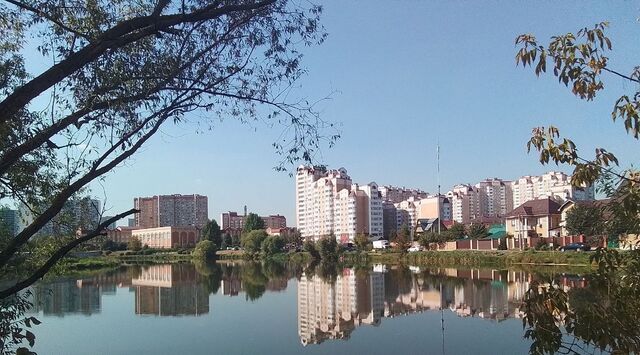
xmin=506 ymin=198 xmax=561 ymax=218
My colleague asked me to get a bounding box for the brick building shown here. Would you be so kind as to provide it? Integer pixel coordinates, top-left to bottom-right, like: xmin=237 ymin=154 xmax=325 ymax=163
xmin=134 ymin=194 xmax=208 ymax=229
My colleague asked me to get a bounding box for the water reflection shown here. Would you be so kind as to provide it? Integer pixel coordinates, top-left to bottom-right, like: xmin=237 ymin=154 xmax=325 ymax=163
xmin=133 ymin=264 xmax=209 ymax=316
xmin=297 ymin=265 xmax=589 ymax=346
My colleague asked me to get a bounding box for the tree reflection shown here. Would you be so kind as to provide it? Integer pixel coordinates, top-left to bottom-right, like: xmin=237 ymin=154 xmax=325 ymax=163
xmin=522 ymin=249 xmax=640 ymax=354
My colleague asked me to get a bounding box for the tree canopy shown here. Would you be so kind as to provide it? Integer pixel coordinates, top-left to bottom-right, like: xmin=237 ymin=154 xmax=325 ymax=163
xmin=565 ymin=204 xmax=605 ymax=237
xmin=243 ymin=213 xmax=265 ymax=232
xmin=201 ymin=220 xmax=222 ymax=247
xmin=0 ymin=0 xmax=332 ymax=298
xmin=515 ymin=22 xmax=640 ymax=235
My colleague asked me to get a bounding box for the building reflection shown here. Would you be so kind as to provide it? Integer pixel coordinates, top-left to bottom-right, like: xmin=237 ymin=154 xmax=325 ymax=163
xmin=298 ymin=266 xmax=587 ymax=345
xmin=133 ymin=264 xmax=209 ymax=316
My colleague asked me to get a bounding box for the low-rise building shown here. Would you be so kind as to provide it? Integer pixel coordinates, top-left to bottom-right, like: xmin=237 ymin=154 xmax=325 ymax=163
xmin=131 ymin=226 xmax=199 ymax=249
xmin=106 ymin=226 xmax=139 ymax=244
xmin=505 ymin=198 xmax=562 ymax=244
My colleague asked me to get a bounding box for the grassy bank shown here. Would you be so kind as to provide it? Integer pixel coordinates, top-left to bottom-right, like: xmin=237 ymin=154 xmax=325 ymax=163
xmin=346 ymin=250 xmax=594 ymax=267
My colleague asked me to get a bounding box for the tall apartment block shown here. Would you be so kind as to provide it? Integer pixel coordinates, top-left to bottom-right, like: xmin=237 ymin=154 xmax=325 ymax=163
xmin=18 ymin=197 xmax=102 ymax=237
xmin=295 ymin=166 xmax=383 ymax=242
xmin=134 ymin=194 xmax=208 ymax=229
xmin=511 ymin=171 xmax=594 ymax=207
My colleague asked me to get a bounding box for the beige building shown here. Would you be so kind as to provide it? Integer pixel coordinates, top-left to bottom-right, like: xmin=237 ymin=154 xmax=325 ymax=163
xmin=134 ymin=194 xmax=208 ymax=229
xmin=505 ymin=198 xmax=562 ymax=242
xmin=131 ymin=226 xmax=199 ymax=249
xmin=415 ymin=195 xmax=451 ymax=221
xmin=447 ymin=184 xmax=479 ymax=225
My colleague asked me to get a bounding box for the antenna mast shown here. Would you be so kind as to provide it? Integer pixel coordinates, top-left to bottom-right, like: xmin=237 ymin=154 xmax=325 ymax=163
xmin=437 ymin=142 xmax=441 ymax=234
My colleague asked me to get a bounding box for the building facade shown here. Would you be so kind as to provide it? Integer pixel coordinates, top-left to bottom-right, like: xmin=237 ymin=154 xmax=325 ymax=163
xmin=378 ymin=186 xmax=428 ymax=204
xmin=295 ymin=166 xmax=383 ymax=242
xmin=505 ymin=198 xmax=562 ymax=241
xmin=511 ymin=171 xmax=594 ymax=207
xmin=221 ymin=211 xmax=287 ymax=230
xmin=19 ymin=197 xmax=101 ymax=237
xmin=131 ymin=226 xmax=199 ymax=249
xmin=134 ymin=194 xmax=208 ymax=229
xmin=0 ymin=208 xmax=20 ymax=237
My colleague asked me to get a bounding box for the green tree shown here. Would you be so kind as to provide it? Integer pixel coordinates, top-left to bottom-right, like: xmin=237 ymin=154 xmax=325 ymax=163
xmin=566 ymin=204 xmax=605 ymax=237
xmin=283 ymin=229 xmax=303 ymax=249
xmin=418 ymin=232 xmax=445 ymax=250
xmin=303 ymin=239 xmax=320 ymax=259
xmin=223 ymin=233 xmax=233 ymax=249
xmin=0 ymin=0 xmax=332 ymax=300
xmin=467 ymin=224 xmax=489 ymax=239
xmin=243 ymin=213 xmax=265 ymax=233
xmin=261 ymin=235 xmax=285 ymax=257
xmin=317 ymin=236 xmax=338 ymax=261
xmin=241 ymin=229 xmax=268 ymax=255
xmin=193 ymin=240 xmax=217 ymax=260
xmin=128 ymin=237 xmax=142 ymax=251
xmin=354 ymin=233 xmax=370 ymax=252
xmin=448 ymin=222 xmax=466 ymax=239
xmin=201 ymin=220 xmax=222 ymax=247
xmin=515 ymin=22 xmax=640 ymax=237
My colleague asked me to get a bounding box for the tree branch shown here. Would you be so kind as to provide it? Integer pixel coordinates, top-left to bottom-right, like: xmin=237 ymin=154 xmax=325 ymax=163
xmin=0 ymin=209 xmax=137 ymax=299
xmin=3 ymin=0 xmax=91 ymax=40
xmin=0 ymin=0 xmax=275 ymax=124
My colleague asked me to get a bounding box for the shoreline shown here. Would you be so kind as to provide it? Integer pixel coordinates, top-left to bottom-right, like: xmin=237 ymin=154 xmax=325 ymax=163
xmin=59 ymin=249 xmax=595 ymax=275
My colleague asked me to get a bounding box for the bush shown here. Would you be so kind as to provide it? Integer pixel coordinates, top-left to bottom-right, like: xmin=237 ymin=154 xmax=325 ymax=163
xmin=128 ymin=237 xmax=142 ymax=251
xmin=261 ymin=235 xmax=285 ymax=257
xmin=193 ymin=240 xmax=217 ymax=260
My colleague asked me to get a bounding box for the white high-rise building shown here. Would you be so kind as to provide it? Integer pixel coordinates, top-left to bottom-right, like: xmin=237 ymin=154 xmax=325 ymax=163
xmin=295 ymin=166 xmax=383 ymax=242
xmin=447 ymin=184 xmax=479 ymax=225
xmin=511 ymin=171 xmax=594 ymax=207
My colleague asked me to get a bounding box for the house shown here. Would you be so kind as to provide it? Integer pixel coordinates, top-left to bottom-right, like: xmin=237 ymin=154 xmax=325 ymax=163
xmin=505 ymin=198 xmax=561 ymax=247
xmin=415 ymin=218 xmax=447 ymax=234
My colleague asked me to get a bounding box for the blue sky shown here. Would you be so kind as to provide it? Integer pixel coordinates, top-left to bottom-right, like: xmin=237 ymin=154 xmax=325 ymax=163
xmin=90 ymin=1 xmax=640 ymax=225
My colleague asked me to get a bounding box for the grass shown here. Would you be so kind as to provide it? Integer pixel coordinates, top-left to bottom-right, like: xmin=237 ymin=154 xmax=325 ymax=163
xmin=342 ymin=249 xmax=594 ymax=268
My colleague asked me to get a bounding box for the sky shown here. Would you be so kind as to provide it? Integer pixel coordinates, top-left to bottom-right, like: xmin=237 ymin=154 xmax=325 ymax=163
xmin=75 ymin=1 xmax=640 ymax=225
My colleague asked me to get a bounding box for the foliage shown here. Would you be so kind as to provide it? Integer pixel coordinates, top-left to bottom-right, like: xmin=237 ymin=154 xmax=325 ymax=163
xmin=303 ymin=239 xmax=320 ymax=259
xmin=193 ymin=240 xmax=217 ymax=260
xmin=223 ymin=233 xmax=233 ymax=249
xmin=393 ymin=230 xmax=410 ymax=254
xmin=0 ymin=0 xmax=334 ymax=299
xmin=243 ymin=213 xmax=265 ymax=233
xmin=260 ymin=235 xmax=285 ymax=257
xmin=282 ymin=229 xmax=302 ymax=249
xmin=354 ymin=233 xmax=370 ymax=252
xmin=241 ymin=229 xmax=268 ymax=255
xmin=201 ymin=220 xmax=222 ymax=247
xmin=418 ymin=232 xmax=447 ymax=250
xmin=448 ymin=222 xmax=466 ymax=239
xmin=516 ymin=22 xmax=640 ymax=238
xmin=194 ymin=260 xmax=222 ymax=295
xmin=101 ymin=239 xmax=126 ymax=252
xmin=0 ymin=292 xmax=39 ymax=354
xmin=522 ymin=248 xmax=640 ymax=354
xmin=316 ymin=236 xmax=338 ymax=261
xmin=467 ymin=224 xmax=489 ymax=239
xmin=231 ymin=234 xmax=241 ymax=248
xmin=565 ymin=204 xmax=605 ymax=237
xmin=127 ymin=237 xmax=142 ymax=251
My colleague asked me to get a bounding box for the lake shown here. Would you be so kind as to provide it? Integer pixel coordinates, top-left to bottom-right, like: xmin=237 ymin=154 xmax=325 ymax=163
xmin=20 ymin=262 xmax=592 ymax=354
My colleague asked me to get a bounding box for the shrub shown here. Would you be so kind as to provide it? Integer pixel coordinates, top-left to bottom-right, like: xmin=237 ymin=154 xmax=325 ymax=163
xmin=261 ymin=235 xmax=285 ymax=257
xmin=193 ymin=240 xmax=217 ymax=260
xmin=241 ymin=230 xmax=268 ymax=255
xmin=128 ymin=237 xmax=142 ymax=251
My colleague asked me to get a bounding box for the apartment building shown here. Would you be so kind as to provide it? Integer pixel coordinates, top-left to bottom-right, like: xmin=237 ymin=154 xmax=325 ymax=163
xmin=19 ymin=197 xmax=102 ymax=237
xmin=447 ymin=184 xmax=479 ymax=225
xmin=220 ymin=212 xmax=287 ymax=230
xmin=295 ymin=166 xmax=383 ymax=242
xmin=378 ymin=185 xmax=428 ymax=204
xmin=511 ymin=171 xmax=594 ymax=207
xmin=415 ymin=195 xmax=452 ymax=222
xmin=134 ymin=194 xmax=208 ymax=229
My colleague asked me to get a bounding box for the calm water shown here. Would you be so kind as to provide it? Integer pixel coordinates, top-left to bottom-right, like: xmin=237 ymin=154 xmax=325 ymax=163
xmin=22 ymin=262 xmax=589 ymax=355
